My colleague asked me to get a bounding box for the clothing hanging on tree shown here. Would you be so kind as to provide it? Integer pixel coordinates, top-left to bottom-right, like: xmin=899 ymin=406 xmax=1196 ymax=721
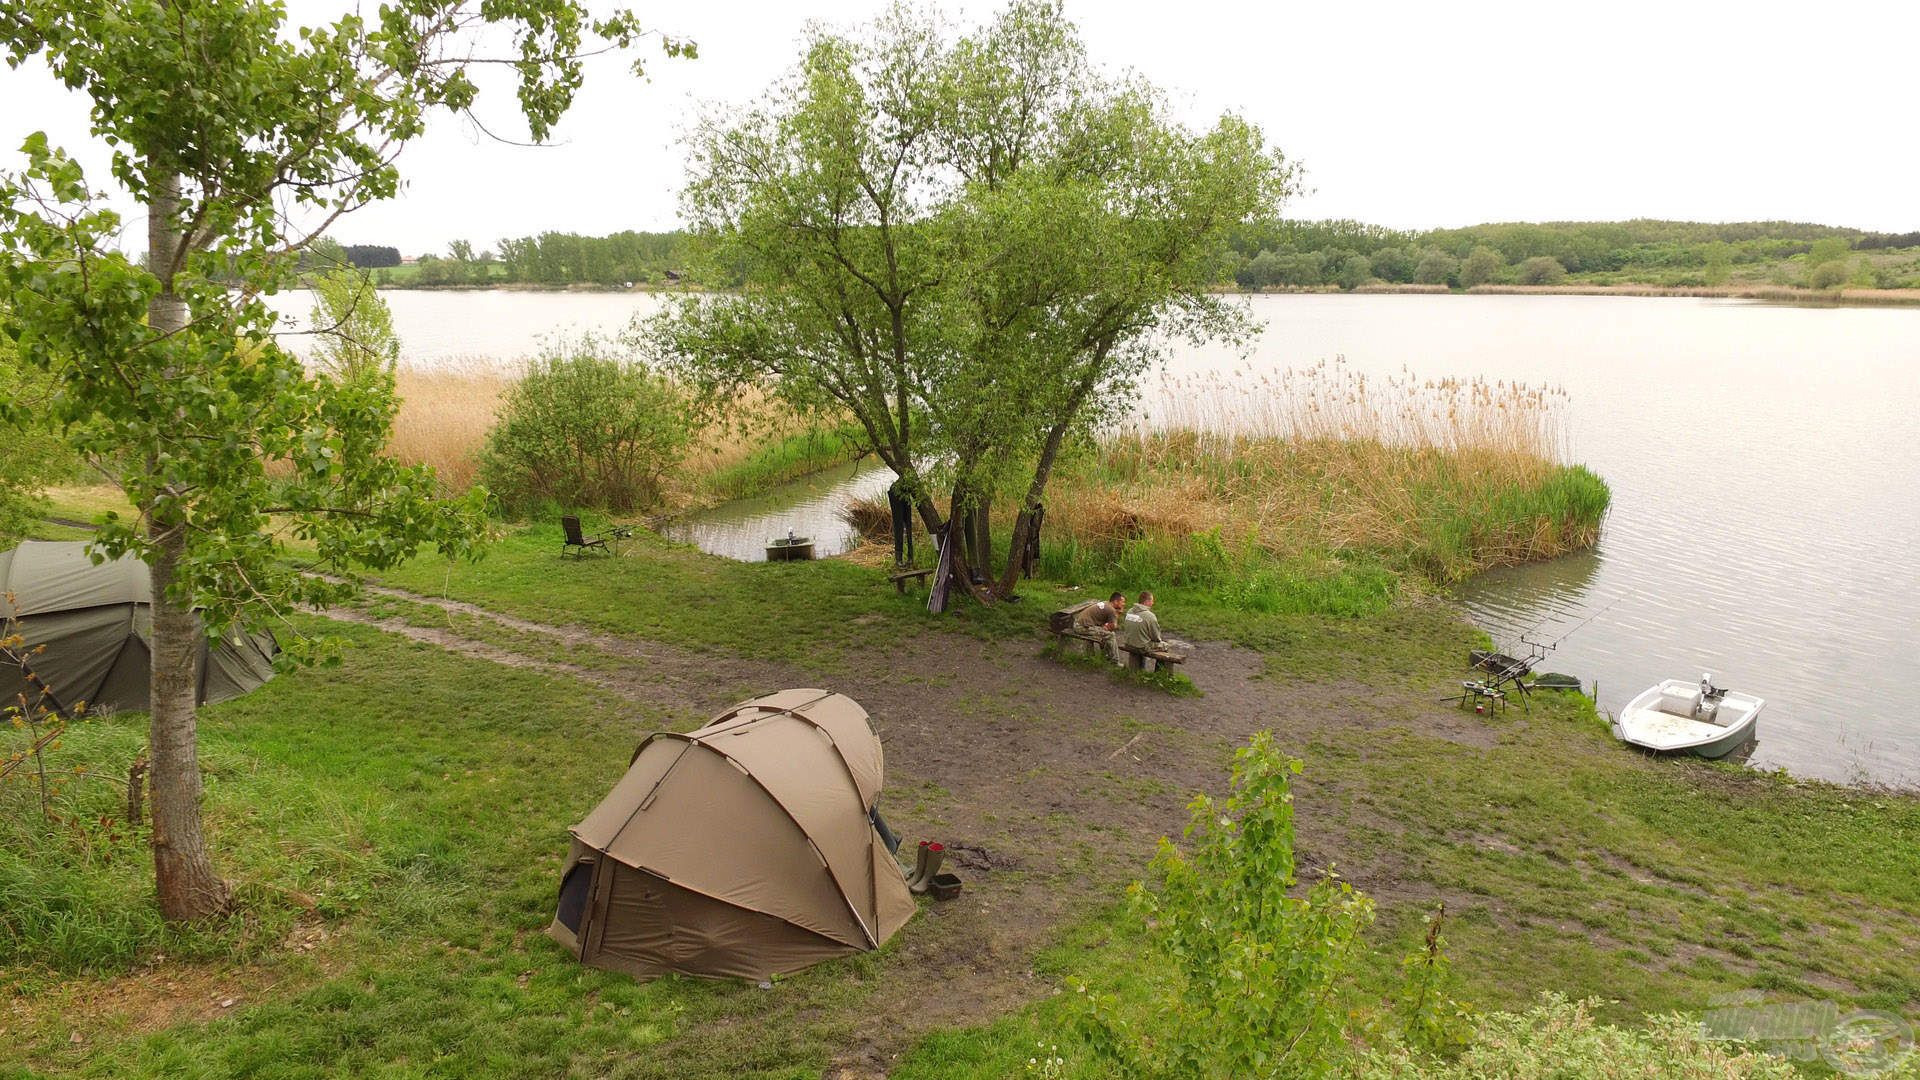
xmin=887 ymin=480 xmax=914 ymax=565
xmin=1021 ymin=504 xmax=1045 ymax=579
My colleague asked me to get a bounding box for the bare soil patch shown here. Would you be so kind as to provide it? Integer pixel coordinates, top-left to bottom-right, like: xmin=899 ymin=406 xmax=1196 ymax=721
xmin=323 ymin=583 xmax=1490 ymax=1072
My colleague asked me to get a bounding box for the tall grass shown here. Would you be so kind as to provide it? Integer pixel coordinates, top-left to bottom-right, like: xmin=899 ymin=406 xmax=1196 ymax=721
xmin=385 ymin=363 xmax=845 ymax=511
xmin=1041 ymin=360 xmax=1608 ymax=584
xmin=1139 ymin=358 xmax=1572 ymax=459
xmin=390 ymin=362 xmax=510 ymax=493
xmin=847 ymin=361 xmax=1609 ymax=610
xmin=698 ymin=421 xmax=866 ymax=502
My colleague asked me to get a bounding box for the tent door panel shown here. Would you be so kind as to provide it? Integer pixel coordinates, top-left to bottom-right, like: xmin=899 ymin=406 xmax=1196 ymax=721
xmin=556 ymin=857 xmax=595 ymax=936
xmin=581 ymin=854 xmax=618 ymax=961
xmin=591 ymin=866 xmax=676 ymax=968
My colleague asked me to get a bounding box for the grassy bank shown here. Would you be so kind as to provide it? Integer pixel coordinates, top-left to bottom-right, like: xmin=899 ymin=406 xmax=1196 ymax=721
xmin=694 ymin=421 xmax=867 ymax=504
xmin=853 ymin=364 xmax=1609 ymax=617
xmin=5 ymin=512 xmax=1916 ymax=1077
xmin=1254 ymin=282 xmax=1920 ymax=306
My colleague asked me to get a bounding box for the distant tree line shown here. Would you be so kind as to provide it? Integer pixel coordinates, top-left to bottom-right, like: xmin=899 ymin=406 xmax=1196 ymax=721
xmin=342 ymin=244 xmax=401 ymax=268
xmin=1856 ymin=230 xmax=1920 ymax=251
xmin=494 ymin=230 xmax=689 ymax=286
xmin=325 ymin=219 xmax=1920 ymax=292
xmin=1225 ymin=218 xmax=1920 ymax=291
xmin=339 ymin=230 xmax=699 ymax=287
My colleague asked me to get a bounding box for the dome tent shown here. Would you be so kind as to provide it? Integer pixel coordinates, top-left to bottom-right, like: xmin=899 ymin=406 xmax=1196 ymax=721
xmin=0 ymin=541 xmax=277 ymax=716
xmin=549 ymin=689 xmax=915 ymax=981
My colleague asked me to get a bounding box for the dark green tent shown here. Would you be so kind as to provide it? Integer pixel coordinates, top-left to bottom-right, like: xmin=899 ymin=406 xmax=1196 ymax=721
xmin=0 ymin=541 xmax=277 ymax=716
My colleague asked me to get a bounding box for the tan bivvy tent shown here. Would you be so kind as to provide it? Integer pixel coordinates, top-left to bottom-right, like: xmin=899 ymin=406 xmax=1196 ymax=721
xmin=548 ymin=689 xmax=915 ymax=981
xmin=0 ymin=541 xmax=278 ymax=716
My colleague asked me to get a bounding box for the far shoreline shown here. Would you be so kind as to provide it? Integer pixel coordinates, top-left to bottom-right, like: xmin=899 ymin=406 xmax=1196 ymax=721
xmin=365 ymin=279 xmax=1920 ymax=307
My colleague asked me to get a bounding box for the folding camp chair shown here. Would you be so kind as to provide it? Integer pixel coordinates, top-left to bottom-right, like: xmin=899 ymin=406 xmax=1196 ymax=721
xmin=561 ymin=515 xmax=612 ymax=558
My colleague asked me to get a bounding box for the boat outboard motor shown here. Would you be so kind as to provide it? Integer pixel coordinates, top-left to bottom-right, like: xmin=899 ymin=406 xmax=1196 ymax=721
xmin=1696 ymin=672 xmax=1720 ymax=721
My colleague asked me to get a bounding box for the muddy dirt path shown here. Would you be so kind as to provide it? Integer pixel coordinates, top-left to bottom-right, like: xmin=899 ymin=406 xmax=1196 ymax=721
xmin=329 ymin=585 xmax=1471 ymax=1076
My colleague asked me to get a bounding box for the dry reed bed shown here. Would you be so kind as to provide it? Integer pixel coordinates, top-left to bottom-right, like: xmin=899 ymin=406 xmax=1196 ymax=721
xmin=1465 ymin=283 xmax=1920 ymax=305
xmin=1074 ymin=364 xmax=1599 ymax=578
xmin=390 ymin=363 xmax=511 ymax=493
xmin=850 ymin=362 xmax=1605 ymax=582
xmin=1109 ymin=365 xmax=1595 ymax=576
xmin=386 ymin=363 xmax=816 ymax=506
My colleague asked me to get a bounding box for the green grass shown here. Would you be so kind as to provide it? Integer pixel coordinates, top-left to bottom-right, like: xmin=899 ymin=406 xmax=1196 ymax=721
xmin=5 ymin=513 xmax=1918 ymax=1078
xmin=1 ymin=617 xmax=643 ymax=977
xmin=0 ymin=618 xmax=887 ymax=1078
xmin=887 ymin=664 xmax=1920 ymax=1077
xmin=369 ymin=521 xmax=1044 ymax=667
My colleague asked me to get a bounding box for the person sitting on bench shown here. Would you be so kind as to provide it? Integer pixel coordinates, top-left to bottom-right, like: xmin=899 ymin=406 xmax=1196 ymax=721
xmin=1121 ymin=590 xmax=1165 ymax=655
xmin=1074 ymin=592 xmax=1127 ymax=632
xmin=1075 ymin=591 xmax=1128 ymax=663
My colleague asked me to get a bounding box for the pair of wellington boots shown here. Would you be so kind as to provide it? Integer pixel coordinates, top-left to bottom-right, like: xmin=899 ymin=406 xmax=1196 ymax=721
xmin=905 ymin=840 xmax=946 ymax=894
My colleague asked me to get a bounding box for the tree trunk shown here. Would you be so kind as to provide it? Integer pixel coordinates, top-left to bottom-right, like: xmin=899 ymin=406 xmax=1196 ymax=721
xmin=147 ymin=529 xmax=231 ymax=920
xmin=972 ymin=501 xmax=991 ymax=582
xmin=998 ymin=418 xmax=1074 ymax=594
xmin=145 ymin=172 xmax=231 ymax=922
xmin=922 ymin=491 xmax=987 ymax=608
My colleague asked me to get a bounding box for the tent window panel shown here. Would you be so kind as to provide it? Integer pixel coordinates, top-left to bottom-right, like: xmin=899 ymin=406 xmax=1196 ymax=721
xmin=557 ymin=859 xmax=594 ymax=934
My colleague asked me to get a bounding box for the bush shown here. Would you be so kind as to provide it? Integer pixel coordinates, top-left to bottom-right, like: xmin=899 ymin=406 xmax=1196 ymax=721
xmin=1239 ymin=249 xmax=1329 ymax=289
xmin=479 ymin=340 xmax=692 ymax=514
xmin=1240 ymin=249 xmax=1286 ymax=289
xmin=308 ymin=269 xmax=399 ymax=386
xmin=1808 ymin=259 xmax=1849 ymax=290
xmin=1358 ymin=994 xmax=1812 ymax=1079
xmin=1806 ymin=237 xmax=1851 ymax=269
xmin=1516 ymin=256 xmax=1566 ymax=286
xmin=1458 ymin=245 xmax=1505 ymax=288
xmin=1334 ymin=253 xmax=1373 ymax=291
xmin=1413 ymin=250 xmax=1458 ymax=286
xmin=1368 ymin=245 xmax=1417 ymax=283
xmin=1074 ymin=735 xmax=1381 ymax=1076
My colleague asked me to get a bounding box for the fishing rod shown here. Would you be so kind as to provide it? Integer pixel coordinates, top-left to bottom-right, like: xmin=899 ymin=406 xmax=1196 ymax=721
xmin=1519 ymin=595 xmax=1621 ymax=659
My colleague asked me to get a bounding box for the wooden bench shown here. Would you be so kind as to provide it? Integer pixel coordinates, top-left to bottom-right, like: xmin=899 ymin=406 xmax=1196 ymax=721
xmin=1055 ymin=625 xmax=1114 ymax=659
xmin=890 ymin=567 xmax=935 ymax=594
xmin=1121 ymin=643 xmax=1190 ymax=673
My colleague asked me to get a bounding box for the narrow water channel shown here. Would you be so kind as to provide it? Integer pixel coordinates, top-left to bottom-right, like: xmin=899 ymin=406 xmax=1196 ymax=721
xmin=660 ymin=459 xmax=894 ymax=562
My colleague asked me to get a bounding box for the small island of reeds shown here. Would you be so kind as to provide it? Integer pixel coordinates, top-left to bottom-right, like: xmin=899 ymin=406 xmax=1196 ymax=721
xmin=850 ymin=360 xmax=1610 ymax=615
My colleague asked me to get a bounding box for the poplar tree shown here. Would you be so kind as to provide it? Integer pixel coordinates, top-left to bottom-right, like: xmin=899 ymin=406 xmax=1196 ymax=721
xmin=0 ymin=0 xmax=687 ymax=921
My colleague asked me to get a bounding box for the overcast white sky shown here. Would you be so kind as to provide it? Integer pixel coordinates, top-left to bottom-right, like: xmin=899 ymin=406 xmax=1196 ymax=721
xmin=3 ymin=0 xmax=1915 ymax=256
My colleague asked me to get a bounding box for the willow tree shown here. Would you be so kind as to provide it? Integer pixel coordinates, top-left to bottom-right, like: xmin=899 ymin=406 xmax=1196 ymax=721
xmin=649 ymin=6 xmax=956 ymax=544
xmin=928 ymin=3 xmax=1295 ymax=593
xmin=0 ymin=0 xmax=687 ymax=921
xmin=648 ymin=1 xmax=1291 ymax=598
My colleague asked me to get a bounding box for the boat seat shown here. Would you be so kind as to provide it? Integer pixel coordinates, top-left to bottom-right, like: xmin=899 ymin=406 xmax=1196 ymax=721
xmin=1658 ymin=685 xmax=1701 ymax=718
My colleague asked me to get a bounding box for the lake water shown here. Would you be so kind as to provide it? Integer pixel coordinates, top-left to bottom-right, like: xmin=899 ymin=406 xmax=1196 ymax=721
xmin=273 ymin=290 xmax=1920 ymax=786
